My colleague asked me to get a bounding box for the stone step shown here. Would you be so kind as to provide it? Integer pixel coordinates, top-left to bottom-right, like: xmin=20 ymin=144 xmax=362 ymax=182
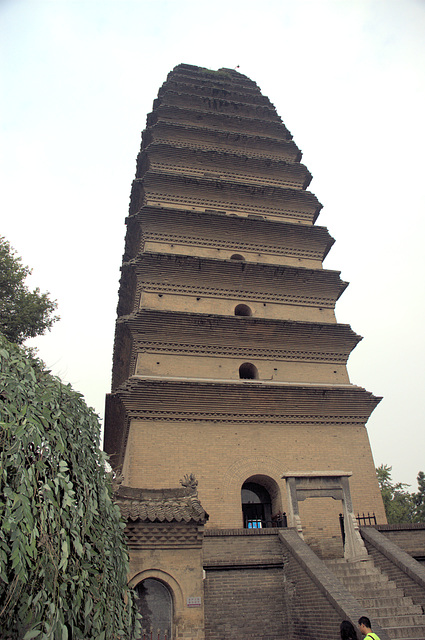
xmin=341 ymin=584 xmax=403 ymax=598
xmin=326 ymin=558 xmax=375 ymax=567
xmin=383 ymin=625 xmax=425 ymax=639
xmin=367 ymin=605 xmax=423 ymax=618
xmin=337 ymin=572 xmax=391 ymax=586
xmin=325 ymin=555 xmax=425 ymax=639
xmin=360 ymin=596 xmax=418 ymax=609
xmin=353 ymin=586 xmax=406 ymax=599
xmin=330 ymin=566 xmax=377 ymax=577
xmin=325 ymin=559 xmax=376 ymax=575
xmin=375 ymin=614 xmax=425 ymax=628
xmin=327 ymin=563 xmax=393 ymax=583
xmin=326 ymin=557 xmax=357 ymax=564
xmin=331 ymin=568 xmax=381 ymax=579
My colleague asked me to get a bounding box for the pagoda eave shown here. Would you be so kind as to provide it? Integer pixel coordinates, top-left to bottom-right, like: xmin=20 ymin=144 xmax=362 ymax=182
xmin=159 ymin=80 xmax=272 ymax=107
xmin=116 ymin=376 xmax=382 ymax=417
xmin=123 ymin=206 xmax=334 ymax=263
xmin=154 ymin=92 xmax=281 ymax=122
xmin=136 ymin=144 xmax=312 ymax=190
xmin=147 ymin=106 xmax=291 ymax=140
xmin=116 ymin=252 xmax=348 ymax=318
xmin=142 ymin=123 xmax=302 ymax=162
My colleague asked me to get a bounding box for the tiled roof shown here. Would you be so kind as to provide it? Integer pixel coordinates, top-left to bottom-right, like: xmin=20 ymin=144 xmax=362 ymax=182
xmin=114 ymin=485 xmax=208 ymax=523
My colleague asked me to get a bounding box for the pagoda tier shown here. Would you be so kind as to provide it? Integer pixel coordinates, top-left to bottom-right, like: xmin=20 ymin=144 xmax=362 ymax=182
xmin=152 ymin=91 xmax=281 ymax=122
xmin=110 ymin=379 xmax=380 ymax=424
xmin=158 ymin=80 xmax=273 ymax=106
xmin=111 ymin=309 xmax=361 ymax=390
xmin=135 ymin=143 xmax=312 ymax=189
xmin=116 ymin=253 xmax=347 ymax=321
xmin=129 ymin=173 xmax=321 ymax=224
xmin=147 ymin=105 xmax=291 ymax=139
xmin=165 ymin=65 xmax=260 ymax=90
xmin=123 ymin=207 xmax=333 ymax=267
xmin=142 ymin=122 xmax=302 ymax=162
xmin=104 ymin=379 xmax=381 ymax=470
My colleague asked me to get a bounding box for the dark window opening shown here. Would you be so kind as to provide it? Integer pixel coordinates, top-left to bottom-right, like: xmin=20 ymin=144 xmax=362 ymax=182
xmin=239 ymin=362 xmax=258 ymax=379
xmin=235 ymin=304 xmax=252 ymax=317
xmin=230 ymin=254 xmax=245 ymax=261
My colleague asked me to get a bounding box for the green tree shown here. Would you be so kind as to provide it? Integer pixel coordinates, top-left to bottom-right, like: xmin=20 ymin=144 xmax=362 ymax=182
xmin=0 ymin=336 xmax=140 ymax=640
xmin=412 ymin=471 xmax=425 ymax=523
xmin=0 ymin=237 xmax=59 ymax=344
xmin=376 ymin=464 xmax=414 ymax=524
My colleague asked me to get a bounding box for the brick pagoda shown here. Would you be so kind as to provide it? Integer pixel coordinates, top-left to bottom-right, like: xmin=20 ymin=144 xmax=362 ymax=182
xmin=104 ymin=64 xmax=386 ymax=640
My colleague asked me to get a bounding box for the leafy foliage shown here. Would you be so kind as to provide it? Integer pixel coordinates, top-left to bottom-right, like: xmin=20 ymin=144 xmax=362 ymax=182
xmin=0 ymin=336 xmax=140 ymax=640
xmin=412 ymin=471 xmax=425 ymax=523
xmin=376 ymin=464 xmax=414 ymax=523
xmin=0 ymin=237 xmax=59 ymax=344
xmin=376 ymin=464 xmax=425 ymax=524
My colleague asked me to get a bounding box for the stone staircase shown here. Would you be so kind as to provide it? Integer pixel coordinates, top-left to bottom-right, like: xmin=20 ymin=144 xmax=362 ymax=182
xmin=326 ymin=557 xmax=425 ymax=640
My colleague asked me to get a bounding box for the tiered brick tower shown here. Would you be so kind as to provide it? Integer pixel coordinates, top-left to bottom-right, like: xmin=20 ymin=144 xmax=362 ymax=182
xmin=104 ymin=64 xmax=385 ymax=639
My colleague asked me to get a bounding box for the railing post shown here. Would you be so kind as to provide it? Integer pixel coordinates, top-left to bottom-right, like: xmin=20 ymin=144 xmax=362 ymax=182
xmin=339 ymin=513 xmax=345 ymax=546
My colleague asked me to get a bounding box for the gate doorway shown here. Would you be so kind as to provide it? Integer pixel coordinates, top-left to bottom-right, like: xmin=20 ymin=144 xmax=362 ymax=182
xmin=135 ymin=578 xmax=172 ymax=640
xmin=282 ymin=471 xmax=368 ymax=561
xmin=241 ymin=482 xmax=273 ymax=528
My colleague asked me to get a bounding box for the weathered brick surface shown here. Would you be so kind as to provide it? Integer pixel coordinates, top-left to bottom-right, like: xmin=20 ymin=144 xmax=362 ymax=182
xmin=203 ymin=531 xmax=287 ymax=640
xmin=203 ymin=528 xmax=284 ymax=565
xmin=204 ymin=567 xmax=287 ymax=640
xmin=285 ymin=554 xmax=342 ymax=640
xmin=122 ymin=416 xmax=386 ymax=536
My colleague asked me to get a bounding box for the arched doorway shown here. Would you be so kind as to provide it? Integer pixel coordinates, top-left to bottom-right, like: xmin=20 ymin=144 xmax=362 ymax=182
xmin=241 ymin=482 xmax=273 ymax=528
xmin=135 ymin=578 xmax=172 ymax=639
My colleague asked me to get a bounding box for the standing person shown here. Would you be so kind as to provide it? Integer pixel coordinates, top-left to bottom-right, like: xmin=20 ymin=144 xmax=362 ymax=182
xmin=358 ymin=616 xmax=381 ymax=640
xmin=340 ymin=620 xmax=358 ymax=639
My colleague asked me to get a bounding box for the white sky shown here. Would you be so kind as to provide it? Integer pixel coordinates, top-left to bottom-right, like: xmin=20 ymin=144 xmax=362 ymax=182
xmin=1 ymin=0 xmax=424 ymax=489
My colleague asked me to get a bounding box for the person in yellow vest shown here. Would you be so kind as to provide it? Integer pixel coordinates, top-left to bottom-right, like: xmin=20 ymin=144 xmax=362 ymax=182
xmin=358 ymin=616 xmax=381 ymax=640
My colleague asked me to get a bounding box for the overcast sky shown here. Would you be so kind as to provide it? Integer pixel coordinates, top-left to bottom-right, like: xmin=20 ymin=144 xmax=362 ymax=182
xmin=1 ymin=0 xmax=424 ymax=489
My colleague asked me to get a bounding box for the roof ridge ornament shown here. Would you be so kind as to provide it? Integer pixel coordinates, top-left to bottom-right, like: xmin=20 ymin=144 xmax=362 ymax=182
xmin=180 ymin=472 xmax=198 ymax=492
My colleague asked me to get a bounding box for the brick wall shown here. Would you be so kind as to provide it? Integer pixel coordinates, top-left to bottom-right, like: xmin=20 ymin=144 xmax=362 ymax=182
xmin=203 ymin=530 xmax=287 ymax=640
xmin=204 ymin=566 xmax=286 ymax=640
xmin=123 ymin=417 xmax=386 ymax=537
xmin=285 ymin=552 xmax=341 ymax=640
xmin=376 ymin=524 xmax=425 ymax=558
